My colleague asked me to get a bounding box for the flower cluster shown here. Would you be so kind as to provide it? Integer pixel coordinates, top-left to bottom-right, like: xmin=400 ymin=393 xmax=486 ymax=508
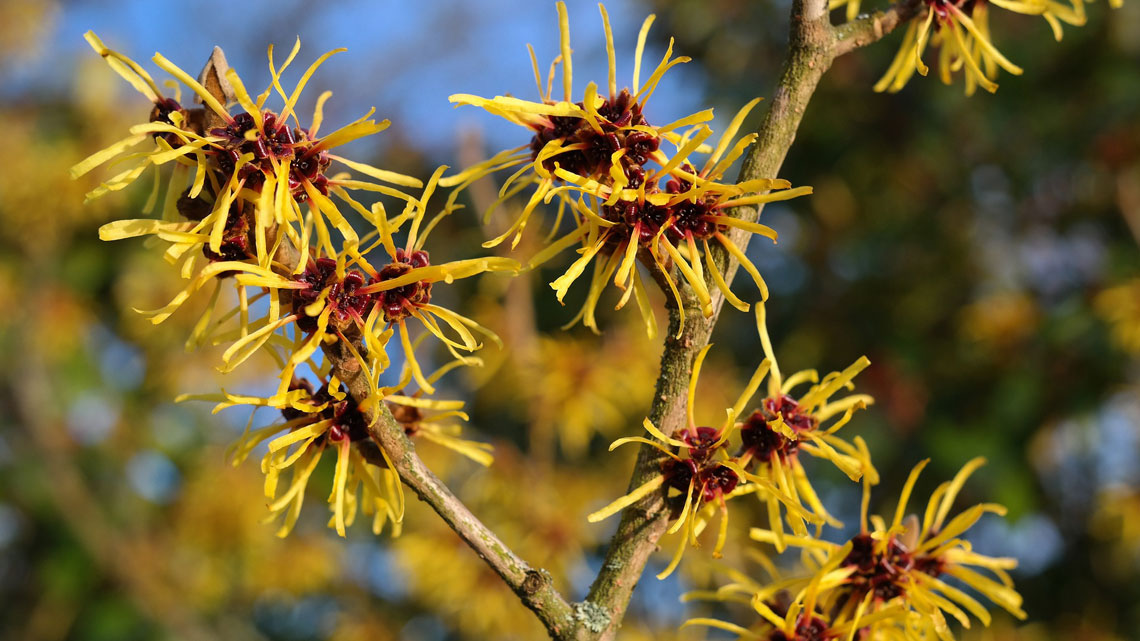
xmin=220 ymin=377 xmax=402 ymax=538
xmin=75 ymin=36 xmax=511 ymax=537
xmin=77 ymin=34 xmax=422 ymax=268
xmin=449 ymin=3 xmax=810 ymax=335
xmin=876 ymin=0 xmax=1101 ymax=95
xmin=689 ymin=458 xmax=1024 ymax=641
xmin=732 ymin=304 xmax=877 ymax=548
xmin=188 ymin=350 xmax=492 ymax=538
xmin=588 ymin=303 xmax=876 ymax=577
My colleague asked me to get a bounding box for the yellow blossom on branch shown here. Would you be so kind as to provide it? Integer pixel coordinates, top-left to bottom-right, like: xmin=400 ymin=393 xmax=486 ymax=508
xmin=875 ymin=0 xmax=1087 ymax=95
xmin=75 ymin=33 xmax=421 ymax=272
xmin=448 ymin=2 xmax=809 ymax=336
xmin=101 ymin=165 xmax=517 ymax=406
xmin=587 ymin=344 xmax=780 ymax=578
xmin=211 ymin=377 xmax=404 ymax=539
xmin=729 ymin=303 xmax=877 ymax=549
xmin=747 ymin=457 xmax=1026 ymax=640
xmin=684 ymin=550 xmax=909 ymax=641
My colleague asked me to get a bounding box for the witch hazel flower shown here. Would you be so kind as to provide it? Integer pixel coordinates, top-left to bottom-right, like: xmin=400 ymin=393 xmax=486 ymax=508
xmin=78 ymin=34 xmax=421 ymax=274
xmin=449 ymin=2 xmax=810 ymax=336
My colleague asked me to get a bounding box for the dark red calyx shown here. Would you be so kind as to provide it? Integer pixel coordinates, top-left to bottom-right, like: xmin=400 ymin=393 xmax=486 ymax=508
xmin=279 ymin=379 xmax=338 ymax=425
xmin=683 ymin=426 xmax=721 ymax=463
xmin=215 ymin=148 xmax=264 ymax=188
xmin=149 ymin=97 xmax=185 ymax=145
xmin=373 ymin=249 xmax=433 ymax=323
xmin=623 ymin=129 xmax=659 ymax=166
xmin=293 ymin=258 xmax=338 ymax=332
xmin=202 ymin=203 xmax=251 ymax=269
xmin=841 ymin=533 xmax=914 ymax=601
xmin=764 ymin=394 xmax=818 ymax=433
xmin=211 ymin=111 xmax=257 ymax=143
xmin=665 ymin=163 xmax=697 ymax=194
xmin=327 ymin=397 xmax=369 ymax=443
xmin=697 ymin=464 xmax=739 ymax=502
xmin=529 ymin=89 xmax=657 ymax=181
xmin=662 ymin=457 xmax=698 ymax=495
xmin=924 ymin=0 xmax=957 ymax=21
xmin=600 ymin=198 xmax=670 ymax=249
xmin=327 ymin=270 xmax=374 ymax=331
xmin=209 ymin=110 xmax=302 ymax=193
xmin=769 ymin=615 xmax=831 ymax=641
xmin=669 ymin=198 xmax=719 ymax=241
xmin=281 ymin=378 xmax=318 ymax=421
xmin=739 ymin=407 xmax=798 ymax=462
xmin=176 ymin=188 xmax=213 ymax=221
xmin=387 ymin=399 xmax=424 ymax=436
xmin=288 ymin=143 xmax=331 ymax=193
xmin=291 ymin=260 xmax=374 ymax=334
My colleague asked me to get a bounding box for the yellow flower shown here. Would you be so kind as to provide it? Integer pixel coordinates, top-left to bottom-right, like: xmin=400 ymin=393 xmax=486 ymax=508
xmin=875 ymin=0 xmax=1086 ymax=95
xmin=166 ymin=449 xmax=339 ymax=607
xmin=352 ymin=166 xmax=519 ymax=395
xmin=75 ymin=33 xmax=421 ymax=271
xmin=537 ymin=98 xmax=810 ymax=335
xmin=447 ymin=2 xmax=696 ymax=249
xmin=1090 ymin=487 xmax=1140 ymax=570
xmin=182 ymin=349 xmax=489 ymax=539
xmin=587 ymin=344 xmax=776 ymax=578
xmin=749 ymin=458 xmax=1026 ymax=640
xmin=958 ymin=291 xmax=1039 ymax=348
xmin=393 ymin=451 xmax=606 ymax=639
xmin=1095 ymin=278 xmax=1140 ymax=354
xmin=208 ymin=377 xmax=404 ymax=539
xmin=733 ymin=303 xmax=876 ymax=549
xmin=448 ymin=3 xmax=809 ymax=336
xmin=480 ymin=321 xmax=659 ymax=460
xmin=382 ymin=355 xmax=495 ymax=467
xmin=112 ymin=167 xmax=517 ymax=405
xmin=684 ymin=550 xmax=908 ymax=640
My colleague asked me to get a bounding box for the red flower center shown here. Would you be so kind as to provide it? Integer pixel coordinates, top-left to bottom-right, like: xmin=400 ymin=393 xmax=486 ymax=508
xmin=373 ymin=248 xmax=433 ymax=323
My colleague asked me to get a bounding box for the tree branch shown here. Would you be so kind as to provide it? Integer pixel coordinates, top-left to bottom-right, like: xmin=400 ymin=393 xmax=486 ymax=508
xmin=322 ymin=338 xmax=579 ymax=636
xmin=833 ymin=0 xmax=925 ymax=57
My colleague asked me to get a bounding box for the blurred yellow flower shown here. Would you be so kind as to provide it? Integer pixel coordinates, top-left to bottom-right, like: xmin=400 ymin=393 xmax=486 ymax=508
xmin=395 ymin=449 xmax=605 ymax=639
xmin=1095 ymin=278 xmax=1140 ymax=354
xmin=959 ymin=291 xmax=1039 ymax=348
xmin=168 ymin=450 xmax=339 ymax=608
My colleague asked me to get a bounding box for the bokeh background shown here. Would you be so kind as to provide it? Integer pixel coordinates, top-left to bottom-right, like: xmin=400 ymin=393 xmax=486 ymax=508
xmin=1 ymin=0 xmax=1139 ymax=639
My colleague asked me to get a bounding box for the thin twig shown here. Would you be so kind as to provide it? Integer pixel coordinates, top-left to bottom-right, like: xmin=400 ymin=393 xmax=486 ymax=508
xmin=833 ymin=0 xmax=925 ymax=57
xmin=321 ymin=336 xmax=581 ymax=635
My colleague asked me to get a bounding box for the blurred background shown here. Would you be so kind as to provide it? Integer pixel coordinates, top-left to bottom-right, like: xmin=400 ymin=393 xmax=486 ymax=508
xmin=1 ymin=0 xmax=1138 ymax=639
